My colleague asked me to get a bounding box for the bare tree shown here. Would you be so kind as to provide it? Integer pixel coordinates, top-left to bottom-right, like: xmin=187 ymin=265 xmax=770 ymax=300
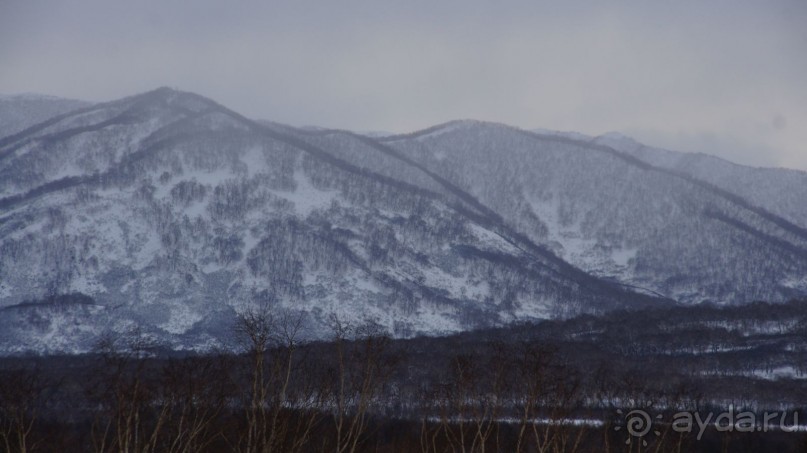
xmin=156 ymin=355 xmax=232 ymax=453
xmin=87 ymin=327 xmax=168 ymax=453
xmin=0 ymin=367 xmax=47 ymax=453
xmin=234 ymin=304 xmax=320 ymax=453
xmin=327 ymin=316 xmax=394 ymax=453
xmin=510 ymin=342 xmax=587 ymax=453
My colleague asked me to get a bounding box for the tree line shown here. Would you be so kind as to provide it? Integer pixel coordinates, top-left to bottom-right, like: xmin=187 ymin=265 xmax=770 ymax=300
xmin=2 ymin=302 xmax=807 ymax=452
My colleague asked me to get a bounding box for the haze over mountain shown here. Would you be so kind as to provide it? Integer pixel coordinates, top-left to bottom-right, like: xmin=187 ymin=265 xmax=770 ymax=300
xmin=0 ymin=88 xmax=805 ymax=354
xmin=0 ymin=94 xmax=90 ymax=139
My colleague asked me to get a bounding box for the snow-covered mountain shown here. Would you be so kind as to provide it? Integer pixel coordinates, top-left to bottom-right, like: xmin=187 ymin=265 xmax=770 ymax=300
xmin=591 ymin=132 xmax=807 ymax=229
xmin=0 ymin=88 xmax=804 ymax=354
xmin=381 ymin=121 xmax=807 ymax=305
xmin=0 ymin=88 xmax=660 ymax=354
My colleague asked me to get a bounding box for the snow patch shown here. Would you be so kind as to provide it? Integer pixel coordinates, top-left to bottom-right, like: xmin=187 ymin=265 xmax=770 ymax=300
xmin=53 ymin=163 xmax=85 ymax=179
xmin=781 ymin=275 xmax=807 ymax=291
xmin=133 ymin=230 xmax=162 ymax=270
xmin=183 ymin=199 xmax=207 ymax=219
xmin=611 ymin=247 xmax=638 ymax=267
xmin=160 ymin=303 xmax=203 ymax=335
xmin=240 ymin=145 xmax=266 ymax=177
xmin=528 ymin=195 xmax=636 ymax=277
xmin=275 ymin=169 xmax=338 ymax=217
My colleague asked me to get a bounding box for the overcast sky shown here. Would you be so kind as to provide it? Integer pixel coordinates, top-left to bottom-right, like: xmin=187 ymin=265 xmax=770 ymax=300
xmin=2 ymin=0 xmax=805 ymax=170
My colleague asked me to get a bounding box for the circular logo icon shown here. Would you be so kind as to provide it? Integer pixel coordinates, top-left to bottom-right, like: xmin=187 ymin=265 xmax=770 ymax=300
xmin=614 ymin=409 xmax=662 ymax=446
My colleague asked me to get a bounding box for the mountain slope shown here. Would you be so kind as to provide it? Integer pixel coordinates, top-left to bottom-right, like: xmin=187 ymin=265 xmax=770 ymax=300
xmin=592 ymin=132 xmax=807 ymax=228
xmin=0 ymin=88 xmax=659 ymax=354
xmin=381 ymin=121 xmax=807 ymax=305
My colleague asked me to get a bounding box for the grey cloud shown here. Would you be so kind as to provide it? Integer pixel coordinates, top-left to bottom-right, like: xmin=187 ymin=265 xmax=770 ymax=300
xmin=1 ymin=0 xmax=805 ymax=170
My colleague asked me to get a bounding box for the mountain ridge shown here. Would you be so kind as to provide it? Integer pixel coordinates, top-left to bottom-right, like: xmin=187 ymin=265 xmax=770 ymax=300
xmin=0 ymin=87 xmax=804 ymax=354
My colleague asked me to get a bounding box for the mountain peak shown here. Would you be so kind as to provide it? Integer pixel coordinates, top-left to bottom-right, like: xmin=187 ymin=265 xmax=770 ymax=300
xmin=2 ymin=88 xmax=806 ymax=354
xmin=121 ymin=86 xmax=216 ymax=115
xmin=383 ymin=119 xmax=510 ymax=142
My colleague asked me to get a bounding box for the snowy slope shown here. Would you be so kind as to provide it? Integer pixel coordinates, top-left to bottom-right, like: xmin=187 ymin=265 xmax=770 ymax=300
xmin=0 ymin=88 xmax=657 ymax=354
xmin=592 ymin=133 xmax=807 ymax=229
xmin=384 ymin=122 xmax=807 ymax=305
xmin=1 ymin=89 xmax=804 ymax=355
